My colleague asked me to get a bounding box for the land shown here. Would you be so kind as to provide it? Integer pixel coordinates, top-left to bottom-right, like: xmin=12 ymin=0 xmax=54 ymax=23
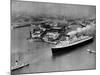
xmin=11 ymin=15 xmax=96 ymax=44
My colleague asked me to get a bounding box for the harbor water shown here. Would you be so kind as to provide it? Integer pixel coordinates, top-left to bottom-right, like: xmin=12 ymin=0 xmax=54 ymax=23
xmin=11 ymin=27 xmax=96 ymax=74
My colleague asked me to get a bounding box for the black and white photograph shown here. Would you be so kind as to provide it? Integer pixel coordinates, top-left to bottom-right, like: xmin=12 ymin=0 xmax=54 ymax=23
xmin=11 ymin=0 xmax=96 ymax=74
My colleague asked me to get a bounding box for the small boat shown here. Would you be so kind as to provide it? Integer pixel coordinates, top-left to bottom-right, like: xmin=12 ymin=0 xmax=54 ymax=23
xmin=11 ymin=62 xmax=29 ymax=71
xmin=51 ymin=36 xmax=93 ymax=53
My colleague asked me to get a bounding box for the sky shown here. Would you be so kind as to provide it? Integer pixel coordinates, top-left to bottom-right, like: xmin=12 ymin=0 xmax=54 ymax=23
xmin=11 ymin=0 xmax=96 ymax=18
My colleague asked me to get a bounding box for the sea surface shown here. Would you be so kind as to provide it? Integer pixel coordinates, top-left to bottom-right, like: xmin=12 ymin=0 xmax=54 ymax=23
xmin=11 ymin=27 xmax=96 ymax=74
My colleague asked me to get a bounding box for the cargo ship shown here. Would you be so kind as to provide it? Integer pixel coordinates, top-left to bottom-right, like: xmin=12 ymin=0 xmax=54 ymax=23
xmin=51 ymin=36 xmax=93 ymax=53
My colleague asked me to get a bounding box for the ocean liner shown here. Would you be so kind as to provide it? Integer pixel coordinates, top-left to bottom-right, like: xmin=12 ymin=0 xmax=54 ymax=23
xmin=51 ymin=35 xmax=93 ymax=53
xmin=51 ymin=22 xmax=95 ymax=53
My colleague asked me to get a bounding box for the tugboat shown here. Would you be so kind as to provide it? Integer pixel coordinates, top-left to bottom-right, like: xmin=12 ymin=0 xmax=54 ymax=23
xmin=11 ymin=60 xmax=29 ymax=71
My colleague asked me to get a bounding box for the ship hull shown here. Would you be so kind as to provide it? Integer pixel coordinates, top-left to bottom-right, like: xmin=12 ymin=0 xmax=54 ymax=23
xmin=51 ymin=37 xmax=94 ymax=54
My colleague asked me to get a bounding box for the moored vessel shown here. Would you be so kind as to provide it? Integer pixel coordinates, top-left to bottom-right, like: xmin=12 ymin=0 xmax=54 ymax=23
xmin=51 ymin=36 xmax=93 ymax=53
